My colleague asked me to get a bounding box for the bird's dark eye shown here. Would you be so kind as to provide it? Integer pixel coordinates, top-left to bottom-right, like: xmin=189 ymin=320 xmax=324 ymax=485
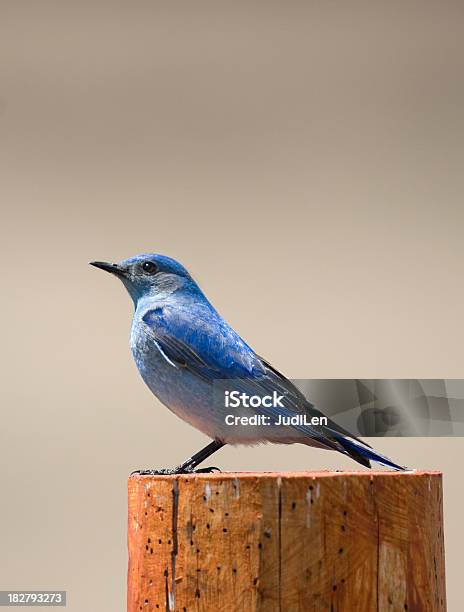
xmin=141 ymin=261 xmax=158 ymax=275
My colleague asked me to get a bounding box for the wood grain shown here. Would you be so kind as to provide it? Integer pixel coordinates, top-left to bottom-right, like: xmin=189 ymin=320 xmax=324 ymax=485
xmin=128 ymin=471 xmax=445 ymax=611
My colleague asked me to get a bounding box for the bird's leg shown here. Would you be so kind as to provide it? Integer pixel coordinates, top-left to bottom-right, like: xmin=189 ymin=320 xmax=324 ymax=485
xmin=132 ymin=439 xmax=225 ymax=475
xmin=175 ymin=439 xmax=225 ymax=472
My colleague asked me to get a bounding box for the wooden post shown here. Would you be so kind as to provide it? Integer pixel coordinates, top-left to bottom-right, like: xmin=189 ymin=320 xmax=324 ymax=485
xmin=128 ymin=471 xmax=445 ymax=611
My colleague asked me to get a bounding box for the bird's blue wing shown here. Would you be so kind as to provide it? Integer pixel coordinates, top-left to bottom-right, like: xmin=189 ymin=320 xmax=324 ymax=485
xmin=141 ymin=304 xmax=263 ymax=382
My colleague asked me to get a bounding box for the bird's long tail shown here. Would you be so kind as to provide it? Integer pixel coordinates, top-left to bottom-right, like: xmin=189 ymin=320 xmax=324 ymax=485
xmin=336 ymin=436 xmax=408 ymax=471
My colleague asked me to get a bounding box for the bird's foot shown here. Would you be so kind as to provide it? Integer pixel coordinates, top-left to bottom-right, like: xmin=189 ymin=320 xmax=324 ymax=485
xmin=131 ymin=468 xmax=179 ymax=475
xmin=131 ymin=466 xmax=221 ymax=476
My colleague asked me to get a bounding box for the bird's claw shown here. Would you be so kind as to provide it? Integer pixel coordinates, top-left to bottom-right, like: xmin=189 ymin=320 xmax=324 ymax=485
xmin=131 ymin=465 xmax=221 ymax=476
xmin=192 ymin=466 xmax=221 ymax=473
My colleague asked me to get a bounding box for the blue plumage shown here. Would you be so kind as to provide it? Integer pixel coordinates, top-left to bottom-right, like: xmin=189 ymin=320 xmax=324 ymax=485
xmin=91 ymin=253 xmax=406 ymax=472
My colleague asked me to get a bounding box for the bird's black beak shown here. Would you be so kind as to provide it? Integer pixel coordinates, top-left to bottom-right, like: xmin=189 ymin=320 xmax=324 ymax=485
xmin=89 ymin=261 xmax=128 ymax=278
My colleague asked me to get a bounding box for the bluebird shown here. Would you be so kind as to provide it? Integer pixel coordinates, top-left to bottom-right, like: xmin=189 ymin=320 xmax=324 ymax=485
xmin=91 ymin=254 xmax=406 ymax=473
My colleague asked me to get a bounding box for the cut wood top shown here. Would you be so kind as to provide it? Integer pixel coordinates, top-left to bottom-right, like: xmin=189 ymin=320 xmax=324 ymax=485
xmin=129 ymin=469 xmax=440 ymax=481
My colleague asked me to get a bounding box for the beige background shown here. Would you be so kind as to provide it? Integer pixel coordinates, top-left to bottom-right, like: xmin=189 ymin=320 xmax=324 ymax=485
xmin=1 ymin=2 xmax=463 ymax=610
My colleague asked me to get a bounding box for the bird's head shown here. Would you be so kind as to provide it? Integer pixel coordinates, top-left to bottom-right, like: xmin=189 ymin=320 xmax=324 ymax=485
xmin=90 ymin=253 xmax=197 ymax=305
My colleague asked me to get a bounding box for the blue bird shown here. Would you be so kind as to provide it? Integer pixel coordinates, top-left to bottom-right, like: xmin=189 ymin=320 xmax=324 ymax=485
xmin=90 ymin=254 xmax=406 ymax=473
